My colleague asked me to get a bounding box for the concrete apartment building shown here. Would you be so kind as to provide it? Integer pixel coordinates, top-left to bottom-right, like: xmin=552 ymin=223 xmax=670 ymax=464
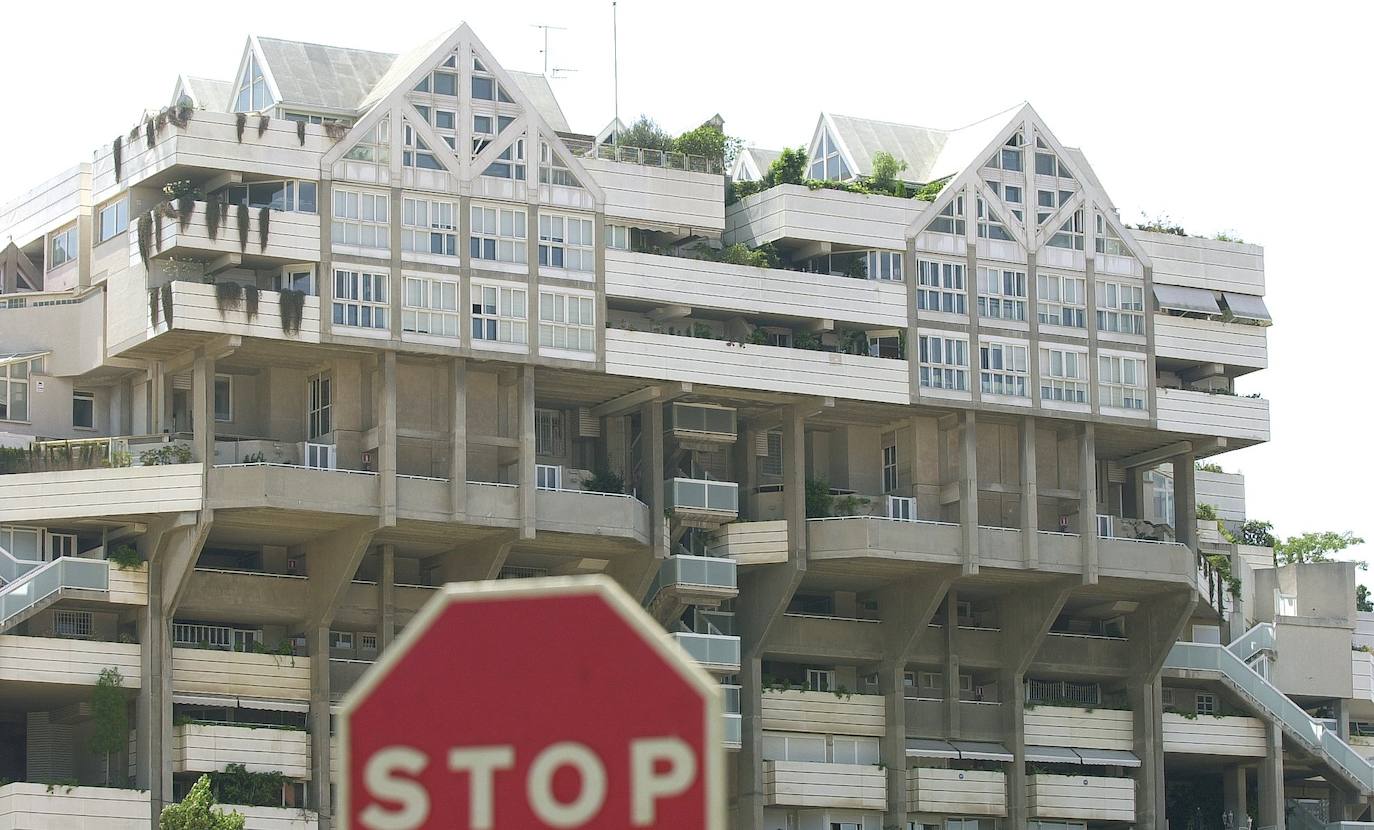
xmin=0 ymin=20 xmax=1363 ymax=830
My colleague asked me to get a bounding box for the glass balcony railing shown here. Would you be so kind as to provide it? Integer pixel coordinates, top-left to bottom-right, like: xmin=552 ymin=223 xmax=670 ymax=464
xmin=666 ymin=478 xmax=739 ymax=514
xmin=0 ymin=557 xmax=109 ymax=628
xmin=648 ymin=555 xmax=738 ymax=599
xmin=669 ymin=403 xmax=738 ymax=437
xmin=672 ymin=631 xmax=741 ymax=670
xmin=723 ymin=713 xmax=742 ymax=746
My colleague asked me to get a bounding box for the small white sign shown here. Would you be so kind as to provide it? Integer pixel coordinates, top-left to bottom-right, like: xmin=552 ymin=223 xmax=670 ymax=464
xmin=34 ymin=380 xmax=44 ymax=392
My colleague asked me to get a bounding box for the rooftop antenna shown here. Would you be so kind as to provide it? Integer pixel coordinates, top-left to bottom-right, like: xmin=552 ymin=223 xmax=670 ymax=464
xmin=551 ymin=67 xmax=579 ymax=79
xmin=531 ymin=24 xmax=567 ymax=76
xmin=611 ymin=1 xmax=620 ymax=144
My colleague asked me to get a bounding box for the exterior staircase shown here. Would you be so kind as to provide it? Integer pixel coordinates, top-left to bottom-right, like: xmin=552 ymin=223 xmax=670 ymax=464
xmin=0 ymin=544 xmax=110 ymax=633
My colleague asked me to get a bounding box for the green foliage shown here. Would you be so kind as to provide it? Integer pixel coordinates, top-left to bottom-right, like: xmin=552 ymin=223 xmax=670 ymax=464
xmin=161 ymin=775 xmax=245 ymax=830
xmin=832 ymin=494 xmax=871 ymax=517
xmin=1132 ymin=212 xmax=1187 ymax=236
xmin=766 ymin=147 xmax=809 ymax=186
xmin=163 ymin=179 xmax=198 ymax=201
xmin=1276 ymin=531 xmax=1366 ymax=566
xmin=1195 ymin=503 xmax=1218 ymax=521
xmin=869 ymin=151 xmax=907 ymax=191
xmin=1240 ymin=519 xmax=1276 ymax=548
xmin=139 ymin=444 xmax=193 ymax=466
xmin=805 ymin=478 xmax=833 ymax=519
xmin=210 ymin=764 xmax=286 ymax=808
xmin=713 ymin=242 xmax=779 ymax=269
xmin=1213 ymin=230 xmax=1246 ymax=243
xmin=581 ymin=468 xmax=625 ymax=495
xmin=278 ymin=289 xmax=306 ymax=335
xmin=242 ymin=452 xmax=267 ymax=464
xmin=1194 ymin=461 xmax=1224 ymax=473
xmin=673 ymin=124 xmax=728 ymax=166
xmin=1359 ymin=585 xmax=1373 ymax=613
xmin=746 ymin=327 xmax=771 ymax=345
xmin=89 ymin=668 xmax=127 ymax=786
xmin=792 ymin=330 xmax=821 ymax=351
xmin=1205 ymin=553 xmax=1243 ymax=598
xmin=690 ymin=322 xmax=715 ymax=339
xmin=214 ymin=281 xmax=243 ymax=314
xmin=618 ymin=115 xmax=673 ymax=151
xmin=915 ymin=178 xmax=949 ymax=201
xmin=107 ymin=544 xmax=144 ymax=570
xmin=0 ymin=443 xmax=112 ymax=475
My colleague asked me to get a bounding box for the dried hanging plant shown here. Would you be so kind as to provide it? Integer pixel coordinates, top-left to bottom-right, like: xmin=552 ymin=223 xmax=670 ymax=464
xmin=152 ymin=206 xmax=165 ymax=252
xmin=112 ymin=136 xmax=122 ymax=182
xmin=237 ymin=202 xmax=250 ymax=251
xmin=324 ymin=121 xmax=349 ymax=142
xmin=136 ymin=212 xmax=153 ymax=265
xmin=161 ymin=283 xmax=175 ymax=326
xmin=128 ymin=125 xmax=141 ymax=144
xmin=257 ymin=114 xmax=270 ymax=137
xmin=244 ymin=284 xmax=260 ymax=320
xmin=215 ymin=280 xmax=243 ymax=314
xmin=205 ymin=198 xmax=222 ymax=241
xmin=235 ymin=112 xmax=246 ymax=143
xmin=279 ymin=289 xmax=306 ymax=335
xmin=148 ymin=287 xmax=160 ymax=325
xmin=258 ymin=207 xmax=270 ymax=251
xmin=176 ymin=196 xmax=195 ymax=230
xmin=296 ymin=120 xmax=306 ymax=146
xmin=145 ymin=118 xmax=156 ymax=150
xmin=169 ymin=103 xmax=192 ymax=128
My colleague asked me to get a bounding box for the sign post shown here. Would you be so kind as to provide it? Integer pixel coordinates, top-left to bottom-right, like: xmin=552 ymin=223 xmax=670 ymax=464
xmin=339 ymin=575 xmax=724 ymax=829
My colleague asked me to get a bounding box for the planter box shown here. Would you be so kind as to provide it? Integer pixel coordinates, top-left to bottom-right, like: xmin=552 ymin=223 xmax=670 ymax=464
xmin=0 ymin=782 xmax=149 ymax=829
xmin=1027 ymin=773 xmax=1134 ymax=822
xmin=907 ymin=767 xmax=1006 ymax=816
xmin=173 ymin=722 xmax=311 ymax=779
xmin=1024 ymin=706 xmax=1133 ymax=751
xmin=0 ymin=635 xmax=141 ymax=687
xmin=763 ymin=760 xmax=886 ymax=810
xmin=171 ymin=648 xmax=310 ymax=702
xmin=706 ymin=521 xmax=788 ymax=565
xmin=762 ymin=689 xmax=885 ymax=737
xmin=1162 ymin=712 xmax=1266 ymax=756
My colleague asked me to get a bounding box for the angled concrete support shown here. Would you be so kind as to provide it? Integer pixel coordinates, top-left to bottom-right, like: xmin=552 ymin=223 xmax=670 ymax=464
xmin=1257 ymin=720 xmax=1285 ymax=830
xmin=605 ymin=550 xmax=661 ymax=602
xmin=430 ymin=531 xmax=517 ymax=584
xmin=959 ymin=411 xmax=979 ymax=574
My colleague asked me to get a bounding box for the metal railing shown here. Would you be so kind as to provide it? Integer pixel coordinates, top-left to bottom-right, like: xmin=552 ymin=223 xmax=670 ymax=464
xmin=650 ymin=555 xmax=737 ymax=594
xmin=586 ymin=142 xmax=722 ymax=174
xmin=1025 ymin=678 xmax=1101 ymax=707
xmin=0 ymin=557 xmax=109 ymax=630
xmin=666 ymin=478 xmax=738 ymax=514
xmin=672 ymin=632 xmax=740 ymax=669
xmin=1227 ymin=621 xmax=1277 ymax=662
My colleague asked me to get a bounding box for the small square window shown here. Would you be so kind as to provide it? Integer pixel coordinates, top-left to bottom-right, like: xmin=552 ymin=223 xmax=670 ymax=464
xmin=1196 ymin=693 xmax=1216 ymax=716
xmin=72 ymin=391 xmax=95 ymax=430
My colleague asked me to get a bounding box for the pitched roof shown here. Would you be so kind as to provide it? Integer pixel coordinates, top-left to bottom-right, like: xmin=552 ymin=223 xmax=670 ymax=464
xmin=507 ymin=71 xmax=570 ymax=133
xmin=255 ymin=36 xmax=397 ymax=111
xmin=180 ymin=76 xmax=233 ymax=111
xmin=824 ymin=105 xmax=1022 ymax=184
xmin=745 ymin=147 xmax=781 ymax=173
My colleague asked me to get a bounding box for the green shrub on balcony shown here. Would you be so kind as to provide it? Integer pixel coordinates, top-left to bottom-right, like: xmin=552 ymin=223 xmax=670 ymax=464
xmin=139 ymin=445 xmax=193 ymax=466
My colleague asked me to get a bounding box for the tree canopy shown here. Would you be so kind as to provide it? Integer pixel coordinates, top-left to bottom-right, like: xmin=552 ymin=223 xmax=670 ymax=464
xmin=160 ymin=775 xmax=244 ymax=830
xmin=1275 ymin=531 xmax=1366 ymax=566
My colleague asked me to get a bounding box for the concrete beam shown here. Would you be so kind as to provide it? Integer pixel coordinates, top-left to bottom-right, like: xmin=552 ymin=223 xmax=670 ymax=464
xmin=428 ymin=531 xmax=517 ymax=584
xmin=590 ymin=383 xmax=685 ymax=418
xmin=604 ymin=550 xmax=661 ymax=602
xmin=1121 ymin=440 xmax=1192 ymax=471
xmin=303 ymin=521 xmax=379 ymax=630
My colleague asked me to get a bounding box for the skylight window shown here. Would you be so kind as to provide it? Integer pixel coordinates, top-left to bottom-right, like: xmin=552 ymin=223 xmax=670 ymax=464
xmin=234 ymin=52 xmax=274 ymax=113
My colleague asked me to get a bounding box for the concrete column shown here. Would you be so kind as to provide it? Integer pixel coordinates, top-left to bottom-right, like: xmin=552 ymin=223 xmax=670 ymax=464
xmin=1079 ymin=422 xmax=1099 ymax=584
xmin=1129 ymin=677 xmax=1166 ymax=828
xmin=642 ymin=401 xmax=666 ymax=557
xmin=449 ymin=358 xmax=467 ymax=518
xmin=517 ymin=365 xmax=536 ymax=539
xmin=191 ymin=354 xmax=215 ymax=463
xmin=378 ymin=352 xmax=397 ymax=527
xmin=1223 ymin=764 xmax=1248 ymax=829
xmin=309 ymin=625 xmax=334 ymax=828
xmin=959 ymin=411 xmax=979 ymax=574
xmin=136 ymin=557 xmax=172 ymax=822
xmin=1257 ymin=719 xmax=1285 ymax=830
xmin=1001 ymin=668 xmax=1029 ymax=827
xmin=944 ymin=591 xmax=960 ymax=737
xmin=1020 ymin=416 xmax=1039 ymax=568
xmin=735 ymin=654 xmax=767 ymax=830
xmin=1124 ymin=466 xmax=1147 ymax=519
xmin=1173 ymin=451 xmax=1197 ymax=550
xmin=379 ymin=544 xmax=395 ymax=650
xmin=782 ymin=407 xmax=806 ymax=562
xmin=878 ymin=659 xmax=909 ymax=828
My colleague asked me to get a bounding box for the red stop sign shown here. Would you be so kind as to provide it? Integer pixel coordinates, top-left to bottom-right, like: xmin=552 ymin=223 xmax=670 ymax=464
xmin=339 ymin=576 xmax=723 ymax=829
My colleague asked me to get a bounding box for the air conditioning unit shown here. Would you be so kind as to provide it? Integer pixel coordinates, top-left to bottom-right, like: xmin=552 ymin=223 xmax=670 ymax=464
xmin=536 ymin=464 xmax=562 ymax=490
xmin=887 ymin=495 xmax=915 ymax=521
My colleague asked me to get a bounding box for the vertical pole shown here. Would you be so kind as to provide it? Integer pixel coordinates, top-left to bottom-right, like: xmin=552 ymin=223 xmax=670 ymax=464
xmin=1020 ymin=415 xmax=1039 ymax=568
xmin=518 ymin=366 xmax=536 ymax=539
xmin=1080 ymin=422 xmax=1098 ymax=583
xmin=959 ymin=411 xmax=979 ymax=574
xmin=379 ymin=544 xmax=395 ymax=650
xmin=449 ymin=358 xmax=467 ymax=518
xmin=310 ymin=625 xmax=333 ymax=829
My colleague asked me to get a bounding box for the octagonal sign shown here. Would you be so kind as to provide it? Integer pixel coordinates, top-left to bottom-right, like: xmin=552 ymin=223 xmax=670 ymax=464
xmin=339 ymin=575 xmax=724 ymax=829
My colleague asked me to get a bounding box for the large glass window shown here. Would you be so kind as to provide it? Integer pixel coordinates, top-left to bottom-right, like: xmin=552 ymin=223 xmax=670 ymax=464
xmin=1097 ymin=281 xmax=1146 ymax=334
xmin=97 ymin=199 xmax=129 ymax=243
xmin=535 ymin=408 xmax=564 ymax=456
xmin=471 ymin=57 xmax=516 ymax=103
xmin=538 ymin=213 xmax=594 ymax=271
xmin=342 ymin=120 xmax=391 ymax=164
xmin=1047 ymin=208 xmax=1085 ymax=250
xmin=233 ymin=52 xmax=274 ymax=112
xmin=1036 ymin=187 xmax=1076 ymax=226
xmin=470 ymin=205 xmax=527 ymax=264
xmin=214 ymin=375 xmax=232 ymax=422
xmin=538 ymin=142 xmax=581 ymax=188
xmin=49 ymin=225 xmax=78 ymax=270
xmin=916 ymin=260 xmax=966 ymax=314
xmin=928 ymin=194 xmax=966 ymax=236
xmin=1040 ymin=348 xmax=1089 ymax=403
xmin=979 ymin=341 xmax=1028 ymax=397
xmin=808 ymin=128 xmax=851 ymax=181
xmin=0 ymin=358 xmax=41 ymax=422
xmin=1037 ymin=273 xmax=1086 ymax=328
xmin=866 ymin=250 xmax=902 ymax=281
xmin=482 ymin=139 xmax=526 ymax=181
xmin=225 ymin=181 xmax=317 ymax=213
xmin=402 ymin=276 xmax=459 ymax=338
xmin=402 ymin=123 xmax=444 ymax=170
xmin=401 ymin=198 xmax=457 ymax=256
xmin=471 ymin=283 xmax=527 ymax=344
xmin=1099 ymin=354 xmax=1147 ymax=409
xmin=307 ymin=373 xmax=331 ymax=439
xmin=332 ymin=269 xmax=389 ymax=330
xmin=985 ymin=130 xmax=1024 ymax=171
xmin=72 ymin=391 xmax=95 ymax=429
xmin=605 ymin=224 xmax=630 ymax=251
xmin=882 ymin=444 xmax=897 ymax=493
xmin=976 ymin=197 xmax=1014 ymax=242
xmin=1095 ymin=213 xmax=1132 ymax=256
xmin=918 ymin=335 xmax=969 ymax=391
xmin=538 ymin=291 xmax=595 ymax=352
xmin=332 ymin=189 xmax=389 ymax=251
xmin=976 ymin=267 xmax=1027 ymax=322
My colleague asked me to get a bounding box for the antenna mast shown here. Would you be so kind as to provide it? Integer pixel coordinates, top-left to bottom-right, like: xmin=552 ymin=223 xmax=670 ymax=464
xmin=612 ymin=1 xmax=620 ymax=144
xmin=531 ymin=23 xmax=567 ymax=76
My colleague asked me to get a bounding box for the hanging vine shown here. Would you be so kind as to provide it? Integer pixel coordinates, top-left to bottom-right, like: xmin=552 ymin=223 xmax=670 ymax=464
xmin=235 ymin=112 xmax=246 ymax=143
xmin=279 ymin=289 xmax=305 ymax=335
xmin=236 ymin=202 xmax=250 ymax=251
xmin=258 ymin=207 xmax=270 ymax=251
xmin=148 ymin=287 xmax=160 ymax=325
xmin=205 ymin=198 xmax=222 ymax=242
xmin=144 ymin=117 xmax=156 ymax=150
xmin=296 ymin=120 xmax=306 ymax=146
xmin=257 ymin=114 xmax=270 ymax=137
xmin=215 ymin=281 xmax=243 ymax=314
xmin=244 ymin=284 xmax=260 ymax=320
xmin=176 ymin=196 xmax=195 ymax=231
xmin=136 ymin=212 xmax=153 ymax=266
xmin=160 ymin=283 xmax=175 ymax=326
xmin=112 ymin=136 xmax=122 ymax=182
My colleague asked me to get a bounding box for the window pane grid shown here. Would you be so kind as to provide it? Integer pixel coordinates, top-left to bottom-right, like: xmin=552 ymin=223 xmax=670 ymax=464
xmin=1099 ymin=354 xmax=1146 ymax=409
xmin=332 ymin=189 xmax=390 ymax=251
xmin=470 ymin=205 xmax=528 ymax=264
xmin=918 ymin=335 xmax=969 ymax=391
xmin=979 ymin=342 xmax=1028 ymax=397
xmin=332 ymin=269 xmax=389 ymax=330
xmin=917 ymin=260 xmax=967 ymax=314
xmin=538 ymin=291 xmax=596 ymax=352
xmin=471 ymin=283 xmax=528 ymax=344
xmin=402 ymin=276 xmax=460 ymax=338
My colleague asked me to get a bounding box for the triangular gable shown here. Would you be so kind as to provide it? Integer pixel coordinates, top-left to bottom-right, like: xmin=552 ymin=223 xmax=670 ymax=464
xmin=907 ymin=105 xmax=1030 ymax=239
xmin=972 ymin=181 xmax=1027 ymax=249
xmin=471 ymin=115 xmax=530 ymax=179
xmin=401 ymin=105 xmax=463 ymax=176
xmin=230 ymin=36 xmax=282 ymax=114
xmin=806 ymin=114 xmax=857 ymax=181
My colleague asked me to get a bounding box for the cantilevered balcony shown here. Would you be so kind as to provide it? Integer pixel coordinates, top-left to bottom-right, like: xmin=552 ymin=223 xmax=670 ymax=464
xmin=644 ymin=555 xmax=738 ymax=626
xmin=907 ymin=768 xmax=1006 ymax=817
xmin=173 ymin=722 xmax=311 ymax=779
xmin=665 ymin=477 xmax=739 ymax=527
xmin=672 ymin=631 xmax=741 ymax=674
xmin=1156 ymin=387 xmax=1270 ymax=442
xmin=143 ymin=280 xmax=322 ymax=345
xmin=0 ymin=457 xmax=204 ymax=524
xmin=1027 ymin=774 xmax=1135 ymax=822
xmin=133 ymin=203 xmax=320 ymax=269
xmin=762 ymin=761 xmax=886 ymax=810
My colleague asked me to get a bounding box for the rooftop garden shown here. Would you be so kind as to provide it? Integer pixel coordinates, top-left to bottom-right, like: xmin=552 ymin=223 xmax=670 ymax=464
xmin=1130 ymin=212 xmax=1250 ymax=245
xmin=728 ymin=146 xmax=948 ymax=204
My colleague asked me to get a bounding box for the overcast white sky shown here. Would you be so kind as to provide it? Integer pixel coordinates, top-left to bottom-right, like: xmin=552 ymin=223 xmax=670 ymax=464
xmin=2 ymin=1 xmax=1368 ymax=567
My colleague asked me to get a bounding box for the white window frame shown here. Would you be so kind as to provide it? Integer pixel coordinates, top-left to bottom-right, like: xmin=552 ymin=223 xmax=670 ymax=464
xmin=1097 ymin=281 xmax=1146 ymax=335
xmin=1095 ymin=213 xmax=1132 ymax=257
xmin=402 ymin=274 xmax=460 ymax=339
xmin=831 ymin=736 xmax=879 ymax=765
xmin=332 ymin=269 xmax=389 ymax=332
xmin=535 ymin=463 xmax=562 ymax=490
xmin=986 ymin=131 xmax=1024 ymax=172
xmin=605 ymin=224 xmax=630 ymax=251
xmin=809 ymin=128 xmax=851 ymax=181
xmin=1099 ymin=352 xmax=1147 ymax=410
xmin=538 ymin=290 xmax=596 ymax=355
xmin=866 ymin=250 xmax=903 ymax=281
xmin=214 ymin=374 xmax=233 ymax=423
xmin=534 ymin=409 xmax=565 ymax=457
xmin=401 ymin=122 xmax=444 ymax=171
xmin=54 ymin=609 xmax=93 ymax=639
xmin=916 ymin=260 xmax=967 ymax=315
xmin=976 ymin=197 xmax=1014 ymax=242
xmin=342 ymin=119 xmax=391 ymax=165
xmin=360 ymin=633 xmax=378 ymax=651
xmin=538 ymin=213 xmax=594 ymax=273
xmin=48 ymin=225 xmax=78 ymax=270
xmin=976 ymin=266 xmax=1027 ymax=322
xmin=1037 ymin=273 xmax=1086 ymax=328
xmin=97 ymin=198 xmax=129 ymax=244
xmin=330 ymin=630 xmax=354 ymax=650
xmin=469 ymin=204 xmax=527 ymax=266
xmin=979 ymin=340 xmax=1028 ymax=398
xmin=918 ymin=335 xmax=969 ymax=391
xmin=331 ymin=189 xmax=389 ymax=253
xmin=881 ymin=444 xmax=898 ymax=493
xmin=225 ymin=180 xmax=318 ymax=214
xmin=234 ymin=52 xmax=274 ymax=112
xmin=72 ymin=390 xmax=96 ymax=430
xmin=887 ymin=495 xmax=915 ymax=521
xmin=1047 ymin=208 xmax=1085 ymax=250
xmin=307 ymin=373 xmax=332 ymax=441
xmin=928 ymin=194 xmax=966 ymax=236
xmin=401 ymin=198 xmax=458 ymax=257
xmin=1195 ymin=693 xmax=1216 ymax=716
xmin=538 ymin=141 xmax=581 ymax=188
xmin=0 ymin=357 xmax=40 ymax=423
xmin=762 ymin=732 xmax=827 ymax=763
xmin=1039 ymin=347 xmax=1089 ymax=404
xmin=45 ymin=532 xmax=76 ymax=560
xmin=471 ymin=282 xmax=528 ymax=347
xmin=481 ymin=138 xmax=527 ymax=181
xmin=279 ymin=264 xmax=317 ymax=296
xmin=806 ymin=668 xmax=834 ymax=693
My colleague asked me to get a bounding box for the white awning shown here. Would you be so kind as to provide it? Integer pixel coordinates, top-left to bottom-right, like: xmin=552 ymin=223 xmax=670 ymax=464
xmin=173 ymin=693 xmax=308 ymax=714
xmin=906 ymin=738 xmax=960 ymax=759
xmin=0 ymin=350 xmax=50 ymax=370
xmin=1153 ymin=284 xmax=1220 ymax=316
xmin=1073 ymin=748 xmax=1141 ymax=767
xmin=1025 ymin=745 xmax=1082 ymax=764
xmin=1222 ymin=292 xmax=1272 ymax=324
xmin=951 ymin=740 xmax=1013 ymax=762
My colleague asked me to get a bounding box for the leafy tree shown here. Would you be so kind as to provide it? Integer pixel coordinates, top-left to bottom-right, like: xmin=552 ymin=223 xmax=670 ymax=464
xmin=869 ymin=151 xmax=907 ymax=192
xmin=673 ymin=124 xmax=730 ymax=166
xmin=617 ymin=115 xmax=673 ymax=151
xmin=1358 ymin=585 xmax=1373 ymax=613
xmin=914 ymin=178 xmax=948 ymax=201
xmin=160 ymin=775 xmax=244 ymax=830
xmin=1240 ymin=519 xmax=1276 ymax=548
xmin=805 ymin=478 xmax=833 ymax=518
xmin=1132 ymin=212 xmax=1187 ymax=236
xmin=89 ymin=668 xmax=127 ymax=786
xmin=765 ymin=147 xmax=809 ymax=186
xmin=1276 ymin=531 xmax=1366 ymax=566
